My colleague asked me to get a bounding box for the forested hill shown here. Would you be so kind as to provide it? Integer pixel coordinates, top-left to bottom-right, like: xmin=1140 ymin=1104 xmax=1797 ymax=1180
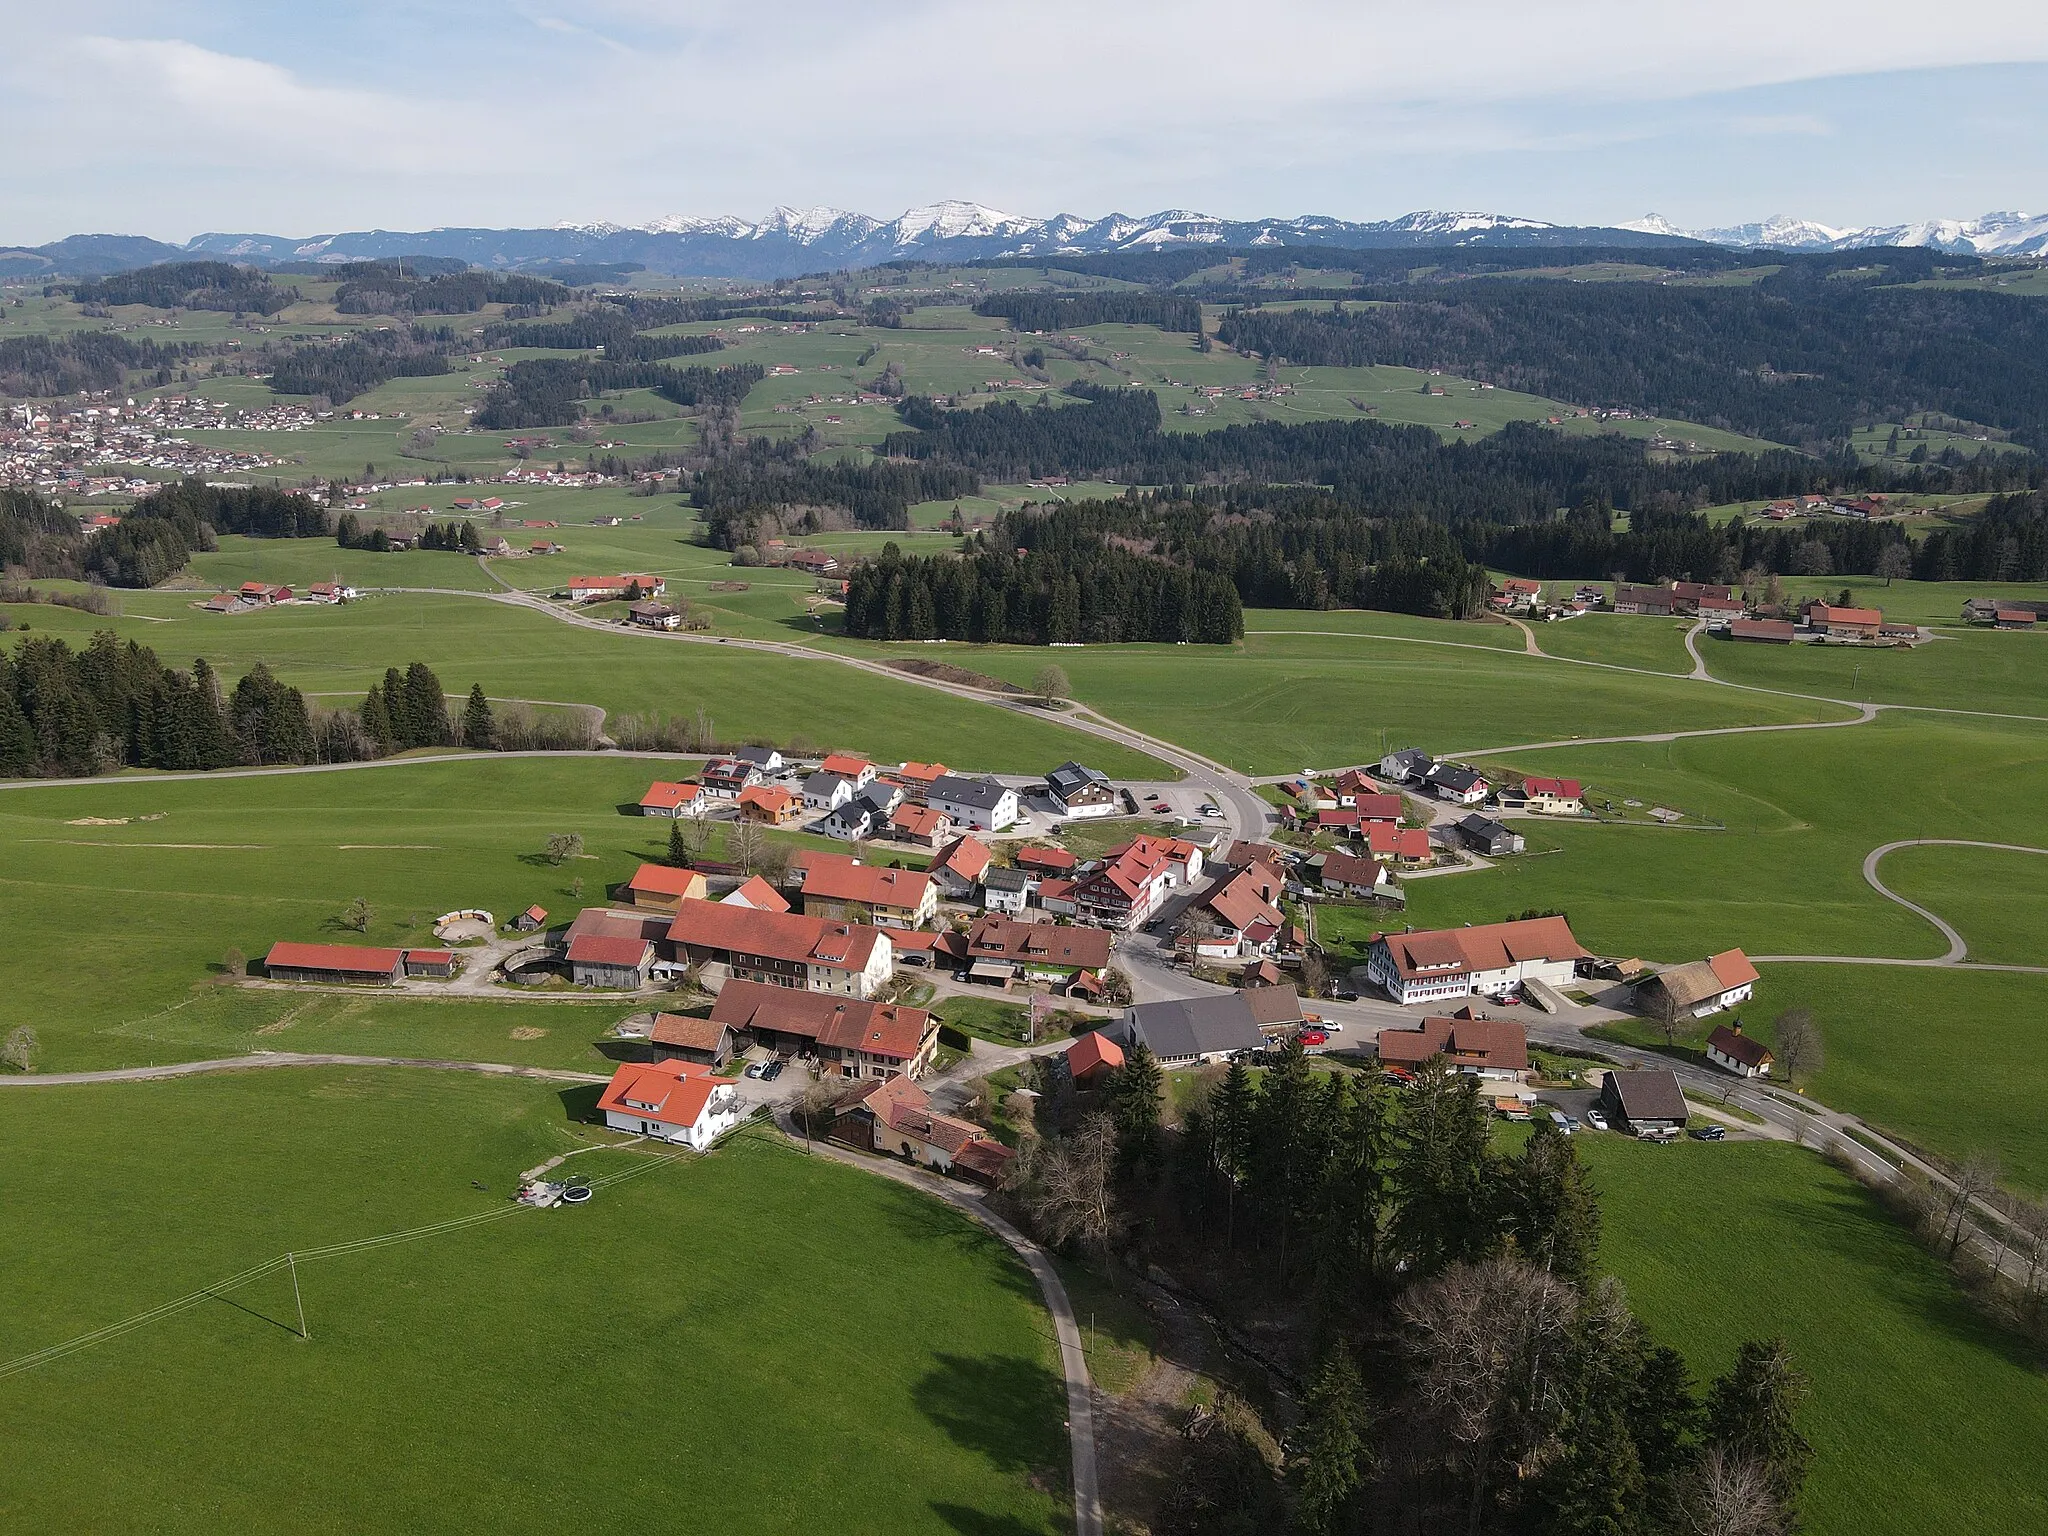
xmin=973 ymin=291 xmax=1203 ymax=335
xmin=1217 ymin=278 xmax=2048 ymax=453
xmin=880 ymin=387 xmax=2036 ymax=518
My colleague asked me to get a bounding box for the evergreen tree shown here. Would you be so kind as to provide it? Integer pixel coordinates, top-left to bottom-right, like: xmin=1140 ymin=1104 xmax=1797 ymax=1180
xmin=1529 ymin=1405 xmax=1646 ymax=1536
xmin=1294 ymin=1341 xmax=1370 ymax=1535
xmin=360 ymin=682 xmax=394 ymax=753
xmin=1210 ymin=1056 xmax=1257 ymax=1245
xmin=668 ymin=818 xmax=691 ymax=868
xmin=229 ymin=663 xmax=313 ymax=765
xmin=379 ymin=666 xmax=411 ymax=747
xmin=1106 ymin=1041 xmax=1164 ymax=1177
xmin=189 ymin=658 xmax=236 ymax=768
xmin=0 ymin=666 xmax=34 ymax=776
xmin=1704 ymin=1337 xmax=1812 ymax=1521
xmin=403 ymin=662 xmax=450 ymax=749
xmin=1391 ymin=1056 xmax=1499 ymax=1274
xmin=460 ymin=683 xmax=495 ymax=749
xmin=1626 ymin=1345 xmax=1702 ymax=1527
xmin=1313 ymin=1071 xmax=1398 ymax=1305
xmin=1502 ymin=1117 xmax=1602 ymax=1284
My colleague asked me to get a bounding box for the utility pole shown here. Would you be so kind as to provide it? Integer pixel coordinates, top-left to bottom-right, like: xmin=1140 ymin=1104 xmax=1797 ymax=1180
xmin=288 ymin=1252 xmax=309 ymax=1340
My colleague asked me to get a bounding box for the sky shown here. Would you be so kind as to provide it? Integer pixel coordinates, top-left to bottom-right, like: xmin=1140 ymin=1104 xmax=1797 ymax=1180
xmin=2 ymin=1 xmax=2046 ymax=242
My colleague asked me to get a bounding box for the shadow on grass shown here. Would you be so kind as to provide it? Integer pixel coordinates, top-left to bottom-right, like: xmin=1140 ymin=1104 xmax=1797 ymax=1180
xmin=1771 ymin=1182 xmax=2048 ymax=1373
xmin=913 ymin=1351 xmax=1068 ymax=1478
xmin=931 ymin=1504 xmax=1063 ymax=1536
xmin=557 ymin=1082 xmax=605 ymax=1124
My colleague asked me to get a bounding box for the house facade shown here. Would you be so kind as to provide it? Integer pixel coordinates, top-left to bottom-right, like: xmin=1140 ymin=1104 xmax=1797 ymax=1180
xmin=667 ymin=899 xmax=894 ymax=998
xmin=1706 ymin=1023 xmax=1773 ymax=1079
xmin=1045 ymin=761 xmax=1118 ymax=819
xmin=598 ymin=1060 xmax=741 ymax=1150
xmin=1365 ymin=916 xmax=1589 ymax=1005
xmin=927 ymin=774 xmax=1021 ymax=832
xmin=1521 ymin=777 xmax=1583 ymax=816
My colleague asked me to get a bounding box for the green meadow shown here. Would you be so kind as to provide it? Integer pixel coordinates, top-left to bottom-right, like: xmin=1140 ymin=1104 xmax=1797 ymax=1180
xmin=0 ymin=1074 xmax=1070 ymax=1536
xmin=1586 ymin=1136 xmax=2048 ymax=1536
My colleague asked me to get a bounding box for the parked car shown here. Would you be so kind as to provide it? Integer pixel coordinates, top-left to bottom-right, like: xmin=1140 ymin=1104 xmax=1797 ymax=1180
xmin=1585 ymin=1108 xmax=1610 ymax=1131
xmin=743 ymin=1060 xmax=768 ymax=1080
xmin=1689 ymin=1124 xmax=1727 ymax=1141
xmin=1549 ymin=1110 xmax=1578 ymax=1134
xmin=1298 ymin=1029 xmax=1329 ymax=1047
xmin=762 ymin=1059 xmax=785 ymax=1082
xmin=1330 ymin=986 xmax=1359 ymax=1002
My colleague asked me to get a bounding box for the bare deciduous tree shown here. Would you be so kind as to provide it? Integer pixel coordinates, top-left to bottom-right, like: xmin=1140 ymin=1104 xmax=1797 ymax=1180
xmin=1943 ymin=1152 xmax=2003 ymax=1261
xmin=1032 ymin=664 xmax=1072 ymax=708
xmin=1771 ymin=1009 xmax=1822 ymax=1085
xmin=1 ymin=1025 xmax=38 ymax=1073
xmin=543 ymin=832 xmax=583 ymax=867
xmin=729 ymin=820 xmax=765 ymax=876
xmin=1679 ymin=1448 xmax=1784 ymax=1536
xmin=1396 ymin=1256 xmax=1578 ymax=1532
xmin=1015 ymin=1112 xmax=1119 ymax=1254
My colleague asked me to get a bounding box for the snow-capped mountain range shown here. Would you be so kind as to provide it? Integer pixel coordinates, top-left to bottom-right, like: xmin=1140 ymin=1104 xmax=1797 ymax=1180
xmin=1623 ymin=210 xmax=2048 ymax=257
xmin=9 ymin=201 xmax=2047 ymax=279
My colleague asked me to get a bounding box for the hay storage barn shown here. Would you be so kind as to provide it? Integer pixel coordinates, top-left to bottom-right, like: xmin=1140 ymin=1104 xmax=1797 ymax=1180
xmin=264 ymin=941 xmax=405 ymax=985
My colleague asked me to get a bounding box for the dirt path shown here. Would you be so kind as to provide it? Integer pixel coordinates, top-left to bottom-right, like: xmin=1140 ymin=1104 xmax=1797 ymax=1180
xmin=0 ymin=1052 xmax=608 ymax=1088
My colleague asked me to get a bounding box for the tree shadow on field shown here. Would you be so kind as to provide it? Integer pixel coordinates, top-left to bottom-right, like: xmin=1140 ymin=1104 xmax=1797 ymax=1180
xmin=930 ymin=1504 xmax=1063 ymax=1536
xmin=912 ymin=1352 xmax=1068 ymax=1478
xmin=557 ymin=1082 xmax=604 ymax=1124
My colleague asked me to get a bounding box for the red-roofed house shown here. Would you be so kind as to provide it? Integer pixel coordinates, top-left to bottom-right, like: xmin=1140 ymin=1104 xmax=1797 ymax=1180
xmin=1319 ymin=849 xmax=1393 ymax=900
xmin=1354 ymin=793 xmax=1405 ymax=825
xmin=801 ymin=858 xmax=937 ymax=929
xmin=721 ymin=876 xmax=790 ymax=913
xmin=889 ymin=761 xmax=949 ymax=801
xmin=1521 ymin=777 xmax=1584 ymax=816
xmin=1707 ymin=1022 xmax=1774 ymax=1079
xmin=711 ymin=978 xmax=938 ymax=1078
xmin=639 ymin=781 xmax=704 ymax=818
xmin=1365 ymin=916 xmax=1590 ymax=1005
xmin=1376 ymin=1006 xmax=1530 ymax=1082
xmin=1075 ymin=835 xmax=1204 ymax=931
xmin=1803 ymin=602 xmax=1883 ymax=639
xmin=962 ymin=915 xmax=1112 ymax=983
xmin=649 ymin=1012 xmax=737 ymax=1069
xmin=570 ymin=574 xmax=665 ymax=602
xmin=736 ymin=784 xmax=802 ymax=826
xmin=1333 ymin=768 xmax=1379 ymax=806
xmin=667 ymin=899 xmax=893 ymax=998
xmin=1016 ymin=845 xmax=1078 ymax=875
xmin=1062 ymin=1030 xmax=1125 ymax=1087
xmin=817 ymin=753 xmax=877 ymax=788
xmin=833 ymin=1076 xmax=1015 ymax=1185
xmin=567 ymin=932 xmax=655 ymax=988
xmin=1640 ymin=948 xmax=1760 ymax=1018
xmin=929 ymin=835 xmax=993 ymax=899
xmin=1193 ymin=863 xmax=1287 ymax=960
xmin=888 ymin=801 xmax=953 ymax=850
xmin=1365 ymin=822 xmax=1432 ymax=865
xmin=622 ymin=863 xmax=709 ymax=913
xmin=597 ymin=1059 xmax=741 ymax=1149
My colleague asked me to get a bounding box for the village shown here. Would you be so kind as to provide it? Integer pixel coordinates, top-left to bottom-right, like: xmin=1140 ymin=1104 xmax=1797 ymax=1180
xmin=252 ymin=716 xmax=1781 ymax=1182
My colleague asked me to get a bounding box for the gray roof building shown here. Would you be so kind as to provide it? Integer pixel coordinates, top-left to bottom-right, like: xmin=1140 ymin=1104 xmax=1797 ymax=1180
xmin=1598 ymin=1069 xmax=1690 ymax=1135
xmin=929 ymin=774 xmax=1011 ymax=812
xmin=1119 ymin=994 xmax=1264 ymax=1065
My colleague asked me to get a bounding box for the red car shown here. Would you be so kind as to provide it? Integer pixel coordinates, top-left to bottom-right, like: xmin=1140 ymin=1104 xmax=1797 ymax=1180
xmin=1298 ymin=1029 xmax=1329 ymax=1047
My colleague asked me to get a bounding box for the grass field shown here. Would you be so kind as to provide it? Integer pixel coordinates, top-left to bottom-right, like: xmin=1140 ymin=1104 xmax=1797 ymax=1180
xmin=1585 ymin=1136 xmax=2048 ymax=1536
xmin=1527 ymin=614 xmax=1697 ymax=673
xmin=1 ymin=589 xmax=1169 ymax=780
xmin=1702 ymin=626 xmax=2048 ymax=717
xmin=842 ymin=629 xmax=1855 ymax=775
xmin=0 ymin=1072 xmax=1070 ymax=1535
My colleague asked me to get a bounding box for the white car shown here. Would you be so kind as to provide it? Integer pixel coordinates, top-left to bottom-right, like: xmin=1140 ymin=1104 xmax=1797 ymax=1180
xmin=1585 ymin=1108 xmax=1609 ymax=1131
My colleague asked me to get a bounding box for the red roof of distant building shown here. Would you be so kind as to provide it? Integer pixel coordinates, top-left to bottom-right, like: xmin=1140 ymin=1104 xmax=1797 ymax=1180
xmin=1707 ymin=1024 xmax=1773 ymax=1069
xmin=264 ymin=940 xmax=403 ymax=974
xmin=667 ymin=899 xmax=886 ymax=973
xmin=566 ymin=934 xmax=654 ymax=968
xmin=640 ymin=781 xmax=700 ymax=811
xmin=736 ymin=784 xmax=798 ymax=816
xmin=802 ymin=860 xmax=932 ymax=911
xmin=597 ymin=1059 xmax=733 ymax=1129
xmin=626 ymin=863 xmax=706 ymax=898
xmin=1524 ymin=777 xmax=1583 ymax=799
xmin=1377 ymin=1007 xmax=1529 ymax=1072
xmin=890 ymin=802 xmax=949 ymax=839
xmin=932 ymin=835 xmax=993 ymax=883
xmin=1708 ymin=948 xmax=1760 ymax=989
xmin=819 ymin=753 xmax=874 ymax=777
xmin=893 ymin=760 xmax=948 ymax=785
xmin=1066 ymin=1030 xmax=1125 ymax=1079
xmin=965 ymin=914 xmax=1112 ymax=970
xmin=1810 ymin=603 xmax=1884 ymax=627
xmin=710 ymin=978 xmax=932 ymax=1059
xmin=721 ymin=875 xmax=789 ymax=913
xmin=1016 ymin=845 xmax=1078 ymax=873
xmin=1373 ymin=916 xmax=1588 ymax=982
xmin=1366 ymin=823 xmax=1430 ymax=859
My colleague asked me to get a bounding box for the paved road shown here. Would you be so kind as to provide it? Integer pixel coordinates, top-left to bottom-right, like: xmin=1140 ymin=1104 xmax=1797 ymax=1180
xmin=781 ymin=1122 xmax=1101 ymax=1536
xmin=0 ymin=1051 xmax=609 ymax=1087
xmin=1750 ymin=839 xmax=2048 ymax=973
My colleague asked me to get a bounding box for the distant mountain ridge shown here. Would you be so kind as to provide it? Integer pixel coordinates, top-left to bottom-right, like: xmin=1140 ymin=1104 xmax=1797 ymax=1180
xmin=1624 ymin=210 xmax=2048 ymax=257
xmin=3 ymin=201 xmax=2044 ymax=279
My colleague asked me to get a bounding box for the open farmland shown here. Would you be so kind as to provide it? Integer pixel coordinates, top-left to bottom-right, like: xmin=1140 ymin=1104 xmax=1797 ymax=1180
xmin=0 ymin=1074 xmax=1070 ymax=1536
xmin=1585 ymin=1136 xmax=2048 ymax=1535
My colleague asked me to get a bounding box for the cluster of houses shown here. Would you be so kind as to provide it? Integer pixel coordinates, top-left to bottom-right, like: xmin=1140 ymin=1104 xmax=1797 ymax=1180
xmin=198 ymin=579 xmax=356 ymax=614
xmin=1961 ymin=598 xmax=2042 ymax=630
xmin=1490 ymin=575 xmax=1926 ymax=646
xmin=2 ymin=397 xmax=285 ymax=490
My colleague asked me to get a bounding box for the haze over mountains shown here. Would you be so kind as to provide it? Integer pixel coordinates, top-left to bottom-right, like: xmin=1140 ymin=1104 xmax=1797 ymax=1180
xmin=5 ymin=200 xmax=2045 ymax=279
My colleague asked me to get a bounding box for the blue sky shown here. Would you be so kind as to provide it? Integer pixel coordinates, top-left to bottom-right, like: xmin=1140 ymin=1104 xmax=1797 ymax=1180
xmin=1 ymin=1 xmax=2045 ymax=240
